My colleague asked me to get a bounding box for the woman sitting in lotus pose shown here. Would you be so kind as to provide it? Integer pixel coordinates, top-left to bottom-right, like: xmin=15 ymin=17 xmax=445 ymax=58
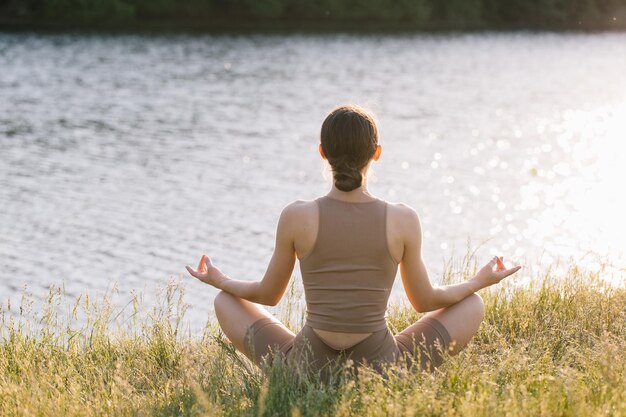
xmin=186 ymin=104 xmax=521 ymax=379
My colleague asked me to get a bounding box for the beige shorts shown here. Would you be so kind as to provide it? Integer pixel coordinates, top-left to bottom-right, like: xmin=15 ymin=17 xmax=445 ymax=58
xmin=243 ymin=316 xmax=451 ymax=378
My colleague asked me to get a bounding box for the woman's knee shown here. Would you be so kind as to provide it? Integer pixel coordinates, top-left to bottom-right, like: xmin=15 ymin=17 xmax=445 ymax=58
xmin=426 ymin=293 xmax=484 ymax=337
xmin=466 ymin=292 xmax=485 ymax=321
xmin=214 ymin=290 xmax=234 ymax=321
xmin=213 ymin=291 xmax=270 ymax=327
xmin=435 ymin=293 xmax=484 ymax=355
xmin=455 ymin=293 xmax=484 ymax=330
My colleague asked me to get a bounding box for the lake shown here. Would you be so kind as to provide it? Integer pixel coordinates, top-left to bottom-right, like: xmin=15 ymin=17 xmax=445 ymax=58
xmin=1 ymin=31 xmax=625 ymax=330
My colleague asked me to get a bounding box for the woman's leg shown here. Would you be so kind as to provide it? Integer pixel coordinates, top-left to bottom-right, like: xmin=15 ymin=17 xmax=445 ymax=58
xmin=422 ymin=292 xmax=484 ymax=354
xmin=213 ymin=290 xmax=295 ymax=358
xmin=395 ymin=293 xmax=484 ymax=369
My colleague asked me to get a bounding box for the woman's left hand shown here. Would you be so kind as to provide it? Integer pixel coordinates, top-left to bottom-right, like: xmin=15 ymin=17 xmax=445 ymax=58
xmin=185 ymin=255 xmax=228 ymax=288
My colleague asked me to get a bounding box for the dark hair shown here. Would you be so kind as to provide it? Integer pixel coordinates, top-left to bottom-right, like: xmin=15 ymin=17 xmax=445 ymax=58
xmin=320 ymin=105 xmax=379 ymax=192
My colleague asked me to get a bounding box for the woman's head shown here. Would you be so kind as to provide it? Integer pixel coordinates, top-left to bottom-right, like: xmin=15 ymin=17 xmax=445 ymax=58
xmin=320 ymin=105 xmax=381 ymax=192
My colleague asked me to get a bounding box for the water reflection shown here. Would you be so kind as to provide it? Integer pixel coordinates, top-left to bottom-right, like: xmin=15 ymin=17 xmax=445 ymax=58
xmin=0 ymin=32 xmax=625 ymax=327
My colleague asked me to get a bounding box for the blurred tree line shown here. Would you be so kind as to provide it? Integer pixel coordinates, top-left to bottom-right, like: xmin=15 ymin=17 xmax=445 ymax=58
xmin=1 ymin=0 xmax=625 ymax=29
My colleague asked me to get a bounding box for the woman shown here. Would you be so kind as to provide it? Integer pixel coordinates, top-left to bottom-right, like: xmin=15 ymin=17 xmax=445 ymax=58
xmin=186 ymin=104 xmax=521 ymax=379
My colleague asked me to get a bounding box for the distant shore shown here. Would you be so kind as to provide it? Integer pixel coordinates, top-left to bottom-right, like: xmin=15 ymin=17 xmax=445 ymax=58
xmin=0 ymin=19 xmax=626 ymax=35
xmin=2 ymin=0 xmax=626 ymax=34
xmin=2 ymin=19 xmax=626 ymax=34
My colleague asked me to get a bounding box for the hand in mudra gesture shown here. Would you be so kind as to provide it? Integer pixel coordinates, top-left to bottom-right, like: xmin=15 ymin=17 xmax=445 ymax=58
xmin=473 ymin=256 xmax=522 ymax=288
xmin=185 ymin=255 xmax=228 ymax=288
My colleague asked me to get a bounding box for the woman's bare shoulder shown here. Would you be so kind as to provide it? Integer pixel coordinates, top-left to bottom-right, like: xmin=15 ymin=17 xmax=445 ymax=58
xmin=384 ymin=201 xmax=422 ymax=258
xmin=386 ymin=200 xmax=420 ymax=218
xmin=385 ymin=200 xmax=422 ymax=231
xmin=280 ymin=199 xmax=319 ymax=220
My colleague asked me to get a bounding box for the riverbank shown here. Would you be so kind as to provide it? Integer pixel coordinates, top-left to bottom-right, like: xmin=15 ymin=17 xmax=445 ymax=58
xmin=2 ymin=0 xmax=626 ymax=33
xmin=1 ymin=264 xmax=624 ymax=416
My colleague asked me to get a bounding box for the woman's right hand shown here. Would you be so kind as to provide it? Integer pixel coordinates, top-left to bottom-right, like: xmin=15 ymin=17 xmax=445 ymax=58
xmin=472 ymin=256 xmax=522 ymax=289
xmin=185 ymin=255 xmax=229 ymax=289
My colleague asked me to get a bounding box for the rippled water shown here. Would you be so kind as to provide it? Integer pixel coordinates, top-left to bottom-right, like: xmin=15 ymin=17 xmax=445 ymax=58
xmin=1 ymin=32 xmax=625 ymax=328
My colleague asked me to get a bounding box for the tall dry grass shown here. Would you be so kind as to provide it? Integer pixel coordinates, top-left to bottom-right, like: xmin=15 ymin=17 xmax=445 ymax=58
xmin=1 ymin=261 xmax=624 ymax=416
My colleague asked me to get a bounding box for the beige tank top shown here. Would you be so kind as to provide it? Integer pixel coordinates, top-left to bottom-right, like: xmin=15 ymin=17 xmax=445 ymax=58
xmin=299 ymin=195 xmax=399 ymax=333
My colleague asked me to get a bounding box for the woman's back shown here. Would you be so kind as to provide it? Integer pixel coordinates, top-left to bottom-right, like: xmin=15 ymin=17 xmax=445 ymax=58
xmin=299 ymin=195 xmax=399 ymax=333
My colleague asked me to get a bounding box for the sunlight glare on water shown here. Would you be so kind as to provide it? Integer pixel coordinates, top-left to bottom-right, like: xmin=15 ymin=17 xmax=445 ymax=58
xmin=566 ymin=105 xmax=626 ymax=255
xmin=515 ymin=101 xmax=626 ymax=281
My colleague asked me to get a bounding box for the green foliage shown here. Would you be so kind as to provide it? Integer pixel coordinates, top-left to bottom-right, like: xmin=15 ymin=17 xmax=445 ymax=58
xmin=432 ymin=0 xmax=483 ymax=26
xmin=481 ymin=0 xmax=614 ymax=27
xmin=43 ymin=0 xmax=134 ymax=21
xmin=216 ymin=0 xmax=432 ymax=23
xmin=239 ymin=0 xmax=286 ymax=19
xmin=397 ymin=0 xmax=432 ymax=23
xmin=134 ymin=0 xmax=213 ymax=19
xmin=2 ymin=0 xmax=626 ymax=29
xmin=0 ymin=264 xmax=624 ymax=416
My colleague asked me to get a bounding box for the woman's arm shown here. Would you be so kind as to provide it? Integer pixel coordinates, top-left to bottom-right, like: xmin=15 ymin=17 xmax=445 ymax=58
xmin=398 ymin=205 xmax=521 ymax=312
xmin=185 ymin=204 xmax=297 ymax=306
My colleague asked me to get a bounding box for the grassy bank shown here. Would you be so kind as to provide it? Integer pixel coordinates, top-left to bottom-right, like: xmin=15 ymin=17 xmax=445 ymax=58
xmin=0 ymin=264 xmax=625 ymax=416
xmin=2 ymin=0 xmax=626 ymax=32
